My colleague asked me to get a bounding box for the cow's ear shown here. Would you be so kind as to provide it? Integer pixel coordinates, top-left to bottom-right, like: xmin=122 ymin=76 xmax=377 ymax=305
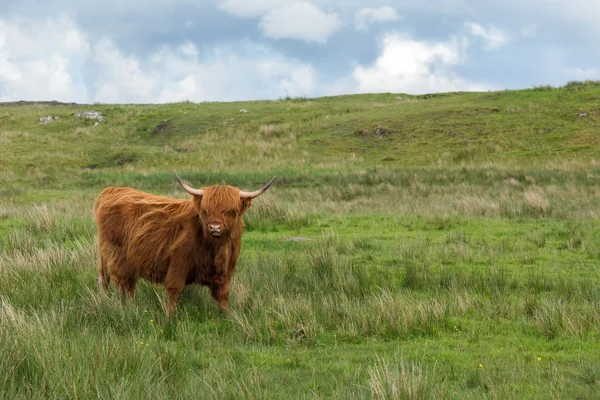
xmin=240 ymin=198 xmax=253 ymax=214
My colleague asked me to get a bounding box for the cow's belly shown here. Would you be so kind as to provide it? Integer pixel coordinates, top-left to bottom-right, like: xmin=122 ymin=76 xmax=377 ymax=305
xmin=128 ymin=254 xmax=170 ymax=283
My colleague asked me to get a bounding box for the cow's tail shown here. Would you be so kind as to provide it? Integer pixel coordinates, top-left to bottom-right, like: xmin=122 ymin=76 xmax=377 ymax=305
xmin=98 ymin=253 xmax=110 ymax=293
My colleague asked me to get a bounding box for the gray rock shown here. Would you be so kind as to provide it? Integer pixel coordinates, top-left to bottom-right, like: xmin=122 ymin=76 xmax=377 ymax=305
xmin=40 ymin=115 xmax=53 ymax=124
xmin=239 ymin=109 xmax=248 ymax=113
xmin=75 ymin=110 xmax=105 ymax=121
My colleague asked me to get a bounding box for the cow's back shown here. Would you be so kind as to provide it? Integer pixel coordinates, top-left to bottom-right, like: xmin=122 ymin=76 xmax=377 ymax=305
xmin=94 ymin=187 xmax=195 ymax=280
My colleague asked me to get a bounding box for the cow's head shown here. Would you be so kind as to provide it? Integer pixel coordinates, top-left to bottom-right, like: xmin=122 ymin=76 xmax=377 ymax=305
xmin=174 ymin=172 xmax=275 ymax=239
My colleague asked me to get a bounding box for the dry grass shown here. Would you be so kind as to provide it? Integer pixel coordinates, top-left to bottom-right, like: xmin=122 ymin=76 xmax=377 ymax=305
xmin=523 ymin=188 xmax=550 ymax=216
xmin=258 ymin=122 xmax=290 ymax=137
xmin=369 ymin=358 xmax=440 ymax=400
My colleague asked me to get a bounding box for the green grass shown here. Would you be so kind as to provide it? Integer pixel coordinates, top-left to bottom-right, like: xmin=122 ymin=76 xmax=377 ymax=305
xmin=2 ymin=82 xmax=600 ymax=398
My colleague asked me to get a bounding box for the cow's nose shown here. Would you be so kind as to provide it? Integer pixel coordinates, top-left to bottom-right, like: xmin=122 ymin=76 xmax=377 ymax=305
xmin=210 ymin=224 xmax=221 ymax=231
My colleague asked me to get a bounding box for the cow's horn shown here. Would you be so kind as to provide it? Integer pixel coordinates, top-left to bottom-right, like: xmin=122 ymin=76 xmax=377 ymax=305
xmin=239 ymin=176 xmax=276 ymax=199
xmin=174 ymin=171 xmax=204 ymax=196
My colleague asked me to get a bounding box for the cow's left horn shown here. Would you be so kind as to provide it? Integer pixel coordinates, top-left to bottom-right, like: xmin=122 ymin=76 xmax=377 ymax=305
xmin=239 ymin=176 xmax=276 ymax=199
xmin=174 ymin=171 xmax=204 ymax=197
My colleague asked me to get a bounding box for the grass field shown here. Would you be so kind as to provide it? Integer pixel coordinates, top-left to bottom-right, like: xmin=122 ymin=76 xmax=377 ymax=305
xmin=1 ymin=81 xmax=600 ymax=398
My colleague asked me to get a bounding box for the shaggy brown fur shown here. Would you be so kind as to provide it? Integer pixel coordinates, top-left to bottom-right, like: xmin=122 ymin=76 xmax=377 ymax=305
xmin=94 ymin=178 xmax=269 ymax=317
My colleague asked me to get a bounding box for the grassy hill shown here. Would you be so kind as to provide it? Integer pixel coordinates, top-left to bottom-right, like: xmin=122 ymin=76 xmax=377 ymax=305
xmin=1 ymin=81 xmax=600 ymax=398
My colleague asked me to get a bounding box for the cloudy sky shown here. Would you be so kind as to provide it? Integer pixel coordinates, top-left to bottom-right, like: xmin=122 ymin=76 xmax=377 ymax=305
xmin=0 ymin=0 xmax=598 ymax=103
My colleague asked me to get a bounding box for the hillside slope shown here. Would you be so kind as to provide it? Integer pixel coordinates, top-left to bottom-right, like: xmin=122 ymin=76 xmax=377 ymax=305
xmin=2 ymin=82 xmax=600 ymax=173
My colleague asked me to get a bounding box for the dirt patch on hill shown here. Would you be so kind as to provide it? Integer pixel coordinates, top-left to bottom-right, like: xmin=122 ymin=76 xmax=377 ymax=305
xmin=151 ymin=121 xmax=173 ymax=136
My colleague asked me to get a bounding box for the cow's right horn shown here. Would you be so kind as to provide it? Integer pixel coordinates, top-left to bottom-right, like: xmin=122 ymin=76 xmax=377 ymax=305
xmin=239 ymin=176 xmax=276 ymax=199
xmin=174 ymin=171 xmax=204 ymax=196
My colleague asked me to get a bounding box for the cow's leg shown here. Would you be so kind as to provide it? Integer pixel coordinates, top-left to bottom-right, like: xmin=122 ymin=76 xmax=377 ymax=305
xmin=163 ymin=242 xmax=194 ymax=318
xmin=124 ymin=279 xmax=137 ymax=300
xmin=210 ymin=280 xmax=231 ymax=314
xmin=113 ymin=274 xmax=137 ymax=301
xmin=165 ymin=286 xmax=184 ymax=318
xmin=106 ymin=254 xmax=137 ymax=302
xmin=164 ymin=267 xmax=187 ymax=318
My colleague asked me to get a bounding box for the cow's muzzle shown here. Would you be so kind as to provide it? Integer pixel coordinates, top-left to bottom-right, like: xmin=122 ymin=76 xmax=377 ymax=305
xmin=209 ymin=224 xmax=223 ymax=237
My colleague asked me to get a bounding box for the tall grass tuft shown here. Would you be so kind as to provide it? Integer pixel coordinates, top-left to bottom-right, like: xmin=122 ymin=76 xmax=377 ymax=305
xmin=523 ymin=189 xmax=549 ymax=217
xmin=369 ymin=358 xmax=441 ymax=400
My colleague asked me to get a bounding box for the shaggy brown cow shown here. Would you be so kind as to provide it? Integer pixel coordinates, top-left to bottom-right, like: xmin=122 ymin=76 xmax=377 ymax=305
xmin=93 ymin=172 xmax=275 ymax=317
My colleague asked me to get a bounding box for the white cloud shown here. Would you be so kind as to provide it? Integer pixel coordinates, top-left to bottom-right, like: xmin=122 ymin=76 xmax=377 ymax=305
xmin=151 ymin=44 xmax=317 ymax=102
xmin=92 ymin=41 xmax=318 ymax=103
xmin=465 ymin=22 xmax=509 ymax=50
xmin=0 ymin=15 xmax=89 ymax=102
xmin=352 ymin=33 xmax=489 ymax=94
xmin=92 ymin=40 xmax=158 ymax=103
xmin=259 ymin=2 xmax=341 ymax=43
xmin=355 ymin=6 xmax=400 ymax=32
xmin=0 ymin=15 xmax=318 ymax=103
xmin=218 ymin=0 xmax=340 ymax=43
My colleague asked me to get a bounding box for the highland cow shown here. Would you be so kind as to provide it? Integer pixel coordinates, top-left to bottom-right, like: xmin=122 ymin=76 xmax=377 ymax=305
xmin=93 ymin=172 xmax=275 ymax=317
